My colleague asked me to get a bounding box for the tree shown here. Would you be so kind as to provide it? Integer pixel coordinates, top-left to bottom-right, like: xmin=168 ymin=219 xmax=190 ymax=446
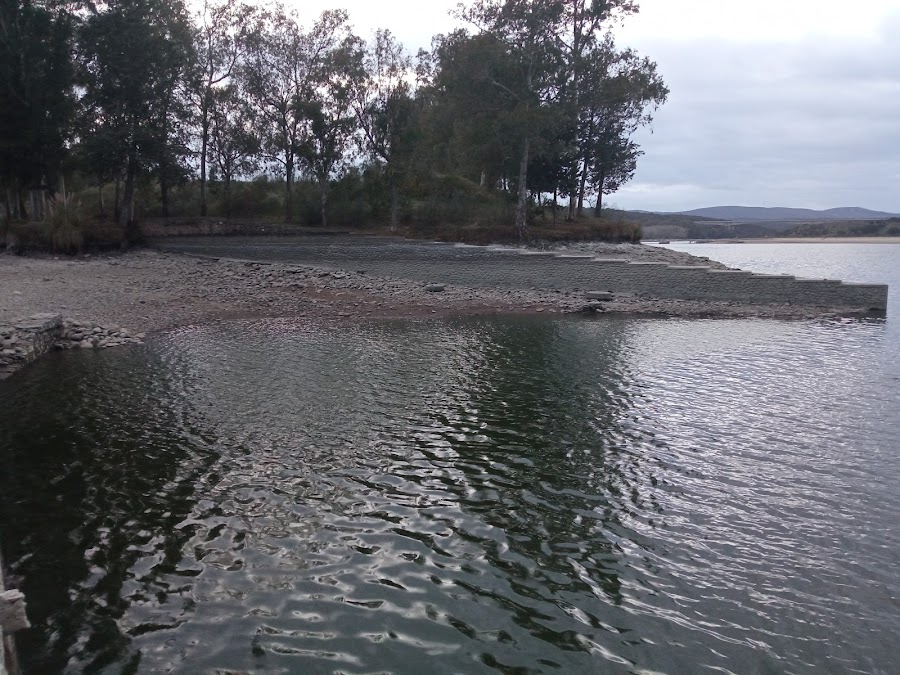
xmin=240 ymin=6 xmax=353 ymax=223
xmin=592 ymin=132 xmax=640 ymax=215
xmin=209 ymin=84 xmax=260 ymax=217
xmin=556 ymin=0 xmax=638 ymax=219
xmin=353 ymin=29 xmax=416 ymax=231
xmin=0 ymin=1 xmax=77 ymax=219
xmin=580 ymin=41 xmax=667 ymax=216
xmin=297 ymin=37 xmax=362 ymax=227
xmin=79 ymin=0 xmax=194 ymax=239
xmin=457 ymin=0 xmax=566 ymax=237
xmin=189 ymin=0 xmax=251 ymax=217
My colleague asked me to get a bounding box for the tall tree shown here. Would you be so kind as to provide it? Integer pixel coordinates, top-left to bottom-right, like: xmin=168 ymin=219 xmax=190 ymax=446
xmin=458 ymin=0 xmax=565 ymax=237
xmin=297 ymin=38 xmax=362 ymax=228
xmin=240 ymin=6 xmax=352 ymax=223
xmin=353 ymin=29 xmax=415 ymax=232
xmin=209 ymin=84 xmax=260 ymax=217
xmin=79 ymin=0 xmax=194 ymax=239
xmin=189 ymin=0 xmax=250 ymax=217
xmin=581 ymin=41 xmax=667 ymax=215
xmin=0 ymin=1 xmax=76 ymax=219
xmin=556 ymin=0 xmax=638 ymax=219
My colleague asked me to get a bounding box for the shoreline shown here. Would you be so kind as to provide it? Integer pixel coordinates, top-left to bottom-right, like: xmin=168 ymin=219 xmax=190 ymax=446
xmin=0 ymin=246 xmax=881 ymax=380
xmin=669 ymin=237 xmax=900 ymax=245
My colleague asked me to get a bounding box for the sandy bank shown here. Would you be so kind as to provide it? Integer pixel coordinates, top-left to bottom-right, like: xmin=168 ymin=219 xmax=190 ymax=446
xmin=1 ymin=245 xmax=865 ymax=332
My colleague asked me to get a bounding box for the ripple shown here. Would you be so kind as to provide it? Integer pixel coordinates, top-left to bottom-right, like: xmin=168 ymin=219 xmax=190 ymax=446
xmin=0 ymin=314 xmax=898 ymax=673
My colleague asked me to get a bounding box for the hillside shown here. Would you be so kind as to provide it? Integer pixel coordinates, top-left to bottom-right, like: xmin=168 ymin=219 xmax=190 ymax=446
xmin=675 ymin=206 xmax=898 ymax=221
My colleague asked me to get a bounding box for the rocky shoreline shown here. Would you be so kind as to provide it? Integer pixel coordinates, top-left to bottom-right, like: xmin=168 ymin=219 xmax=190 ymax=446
xmin=0 ymin=244 xmax=871 ymax=380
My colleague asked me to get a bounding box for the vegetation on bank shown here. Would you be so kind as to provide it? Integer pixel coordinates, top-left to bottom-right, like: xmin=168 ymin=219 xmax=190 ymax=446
xmin=1 ymin=0 xmax=664 ymax=251
xmin=0 ymin=172 xmax=641 ymax=253
xmin=642 ymin=215 xmax=900 ymax=241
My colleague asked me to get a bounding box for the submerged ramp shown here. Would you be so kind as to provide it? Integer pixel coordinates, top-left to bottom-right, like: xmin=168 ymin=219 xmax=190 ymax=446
xmin=153 ymin=237 xmax=889 ymax=312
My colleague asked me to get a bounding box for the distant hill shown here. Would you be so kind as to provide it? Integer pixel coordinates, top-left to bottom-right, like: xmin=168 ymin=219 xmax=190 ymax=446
xmin=674 ymin=206 xmax=899 ymax=221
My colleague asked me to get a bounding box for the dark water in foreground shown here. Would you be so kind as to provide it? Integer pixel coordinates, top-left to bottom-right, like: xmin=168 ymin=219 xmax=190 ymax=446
xmin=2 ymin=314 xmax=899 ymax=674
xmin=1 ymin=243 xmax=899 ymax=673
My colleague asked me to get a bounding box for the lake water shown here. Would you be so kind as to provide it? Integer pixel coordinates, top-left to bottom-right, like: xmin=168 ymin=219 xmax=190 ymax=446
xmin=1 ymin=243 xmax=899 ymax=673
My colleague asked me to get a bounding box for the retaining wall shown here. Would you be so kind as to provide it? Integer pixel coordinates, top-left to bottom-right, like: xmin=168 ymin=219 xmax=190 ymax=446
xmin=300 ymin=246 xmax=889 ymax=311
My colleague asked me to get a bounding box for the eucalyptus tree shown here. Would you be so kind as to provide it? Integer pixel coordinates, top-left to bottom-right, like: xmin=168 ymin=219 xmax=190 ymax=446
xmin=457 ymin=0 xmax=566 ymax=237
xmin=555 ymin=0 xmax=638 ymax=219
xmin=296 ymin=38 xmax=363 ymax=228
xmin=353 ymin=29 xmax=415 ymax=231
xmin=580 ymin=42 xmax=667 ymax=215
xmin=0 ymin=0 xmax=77 ymax=219
xmin=240 ymin=6 xmax=353 ymax=223
xmin=190 ymin=0 xmax=252 ymax=217
xmin=426 ymin=30 xmax=520 ymax=190
xmin=79 ymin=0 xmax=194 ymax=237
xmin=590 ymin=131 xmax=640 ymax=215
xmin=209 ymin=84 xmax=260 ymax=217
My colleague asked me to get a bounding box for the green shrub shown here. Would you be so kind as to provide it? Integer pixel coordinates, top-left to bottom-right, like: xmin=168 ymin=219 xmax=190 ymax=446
xmin=5 ymin=220 xmax=52 ymax=250
xmin=47 ymin=195 xmax=85 ymax=254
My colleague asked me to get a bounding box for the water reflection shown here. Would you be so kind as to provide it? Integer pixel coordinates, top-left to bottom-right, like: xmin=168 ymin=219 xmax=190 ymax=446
xmin=1 ymin=315 xmax=898 ymax=674
xmin=0 ymin=347 xmax=220 ymax=672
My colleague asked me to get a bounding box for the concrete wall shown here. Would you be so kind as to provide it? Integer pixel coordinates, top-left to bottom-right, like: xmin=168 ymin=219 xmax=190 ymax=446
xmin=308 ymin=247 xmax=888 ymax=311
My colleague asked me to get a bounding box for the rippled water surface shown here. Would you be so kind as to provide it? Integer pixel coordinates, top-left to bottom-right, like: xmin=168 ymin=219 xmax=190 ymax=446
xmin=2 ymin=246 xmax=900 ymax=674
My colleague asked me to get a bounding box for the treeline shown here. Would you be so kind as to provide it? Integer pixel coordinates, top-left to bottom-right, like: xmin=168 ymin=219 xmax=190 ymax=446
xmin=1 ymin=0 xmax=667 ymax=242
xmin=643 ymin=217 xmax=900 ymax=241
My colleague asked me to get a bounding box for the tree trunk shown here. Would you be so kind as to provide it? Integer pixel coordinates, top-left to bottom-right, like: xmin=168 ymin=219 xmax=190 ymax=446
xmin=17 ymin=186 xmax=26 ymax=220
xmin=160 ymin=168 xmax=170 ymax=219
xmin=389 ymin=170 xmax=398 ymax=232
xmin=577 ymin=157 xmax=589 ymax=216
xmin=320 ymin=178 xmax=328 ymax=229
xmin=4 ymin=188 xmax=11 ymax=221
xmin=578 ymin=113 xmax=596 ymax=218
xmin=13 ymin=184 xmax=23 ymax=220
xmin=552 ymin=187 xmax=558 ymax=225
xmin=120 ymin=152 xmax=137 ymax=248
xmin=594 ymin=181 xmax=604 ymax=217
xmin=98 ymin=182 xmax=105 ymax=217
xmin=284 ymin=155 xmax=294 ymax=223
xmin=114 ymin=175 xmax=121 ymax=222
xmin=515 ymin=136 xmax=530 ymax=238
xmin=224 ymin=174 xmax=232 ymax=218
xmin=200 ymin=99 xmax=210 ymax=217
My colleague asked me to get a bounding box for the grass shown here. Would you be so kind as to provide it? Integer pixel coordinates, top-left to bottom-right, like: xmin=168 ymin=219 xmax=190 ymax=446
xmin=48 ymin=195 xmax=85 ymax=254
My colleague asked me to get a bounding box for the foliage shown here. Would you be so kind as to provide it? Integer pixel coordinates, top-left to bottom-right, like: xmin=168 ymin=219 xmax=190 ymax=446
xmin=1 ymin=0 xmax=667 ymax=244
xmin=47 ymin=195 xmax=84 ymax=253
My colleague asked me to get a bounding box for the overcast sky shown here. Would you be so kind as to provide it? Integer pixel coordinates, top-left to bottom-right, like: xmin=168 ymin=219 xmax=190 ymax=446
xmin=287 ymin=0 xmax=900 ymax=212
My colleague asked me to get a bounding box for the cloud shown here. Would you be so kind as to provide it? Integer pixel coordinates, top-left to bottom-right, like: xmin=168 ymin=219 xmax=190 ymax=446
xmin=614 ymin=11 xmax=900 ymax=211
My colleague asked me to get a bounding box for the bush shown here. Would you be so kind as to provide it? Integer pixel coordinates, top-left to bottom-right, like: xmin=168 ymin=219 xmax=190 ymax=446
xmin=47 ymin=195 xmax=85 ymax=254
xmin=4 ymin=220 xmax=52 ymax=251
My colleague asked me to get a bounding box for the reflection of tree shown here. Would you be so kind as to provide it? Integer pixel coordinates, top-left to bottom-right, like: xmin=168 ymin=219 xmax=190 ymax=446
xmin=415 ymin=316 xmax=664 ymax=614
xmin=0 ymin=348 xmax=219 ymax=672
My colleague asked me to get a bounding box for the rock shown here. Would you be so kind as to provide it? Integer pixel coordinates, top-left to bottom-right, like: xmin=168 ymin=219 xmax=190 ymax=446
xmin=585 ymin=291 xmax=614 ymax=302
xmin=425 ymin=284 xmax=446 ymax=293
xmin=0 ymin=589 xmax=30 ymax=633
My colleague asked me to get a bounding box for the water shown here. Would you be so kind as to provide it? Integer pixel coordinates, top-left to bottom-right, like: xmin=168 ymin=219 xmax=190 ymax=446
xmin=1 ymin=244 xmax=899 ymax=674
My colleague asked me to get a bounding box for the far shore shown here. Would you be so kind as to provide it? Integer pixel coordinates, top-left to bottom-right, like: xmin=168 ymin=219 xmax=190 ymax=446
xmin=668 ymin=237 xmax=900 ymax=245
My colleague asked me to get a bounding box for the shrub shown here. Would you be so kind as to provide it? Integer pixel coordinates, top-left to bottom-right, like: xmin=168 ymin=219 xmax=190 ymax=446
xmin=47 ymin=195 xmax=85 ymax=254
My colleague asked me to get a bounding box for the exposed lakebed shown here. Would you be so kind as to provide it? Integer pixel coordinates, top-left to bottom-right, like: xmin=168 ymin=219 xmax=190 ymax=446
xmin=1 ymin=307 xmax=898 ymax=673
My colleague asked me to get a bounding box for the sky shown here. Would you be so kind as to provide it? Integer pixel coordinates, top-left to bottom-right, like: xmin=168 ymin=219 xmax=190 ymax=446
xmin=286 ymin=0 xmax=900 ymax=213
